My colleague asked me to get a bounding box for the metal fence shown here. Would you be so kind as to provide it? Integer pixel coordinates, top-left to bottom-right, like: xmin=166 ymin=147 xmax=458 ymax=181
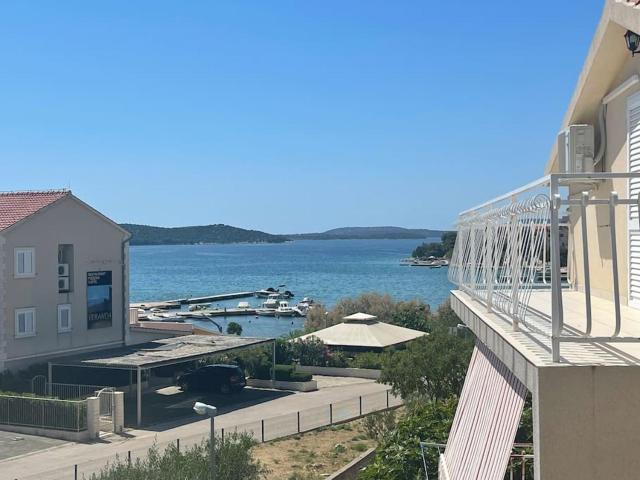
xmin=31 ymin=375 xmax=109 ymax=400
xmin=222 ymin=389 xmax=402 ymax=443
xmin=0 ymin=394 xmax=87 ymax=432
xmin=60 ymin=389 xmax=402 ymax=480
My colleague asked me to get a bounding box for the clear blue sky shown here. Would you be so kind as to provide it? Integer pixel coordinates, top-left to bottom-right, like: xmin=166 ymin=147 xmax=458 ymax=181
xmin=0 ymin=1 xmax=603 ymax=233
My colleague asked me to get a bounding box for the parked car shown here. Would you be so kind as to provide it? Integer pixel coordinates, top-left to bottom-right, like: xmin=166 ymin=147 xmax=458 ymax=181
xmin=177 ymin=364 xmax=246 ymax=394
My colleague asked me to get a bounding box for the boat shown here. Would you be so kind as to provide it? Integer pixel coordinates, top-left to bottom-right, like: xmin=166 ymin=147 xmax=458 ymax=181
xmin=262 ymin=296 xmax=280 ymax=310
xmin=255 ymin=288 xmax=295 ymax=299
xmin=237 ymin=301 xmax=251 ymax=309
xmin=276 ymin=301 xmax=296 ymax=317
xmin=255 ymin=287 xmax=279 ymax=298
xmin=188 ymin=303 xmax=211 ymax=312
xmin=256 ymin=308 xmax=277 ymax=317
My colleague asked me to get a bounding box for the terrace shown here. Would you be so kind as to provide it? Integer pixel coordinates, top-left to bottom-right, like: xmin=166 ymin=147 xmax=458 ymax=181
xmin=449 ymin=172 xmax=640 ymax=369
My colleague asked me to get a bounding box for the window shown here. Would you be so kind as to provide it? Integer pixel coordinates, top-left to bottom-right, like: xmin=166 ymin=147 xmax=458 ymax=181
xmin=15 ymin=308 xmax=36 ymax=338
xmin=14 ymin=248 xmax=35 ymax=278
xmin=58 ymin=304 xmax=72 ymax=333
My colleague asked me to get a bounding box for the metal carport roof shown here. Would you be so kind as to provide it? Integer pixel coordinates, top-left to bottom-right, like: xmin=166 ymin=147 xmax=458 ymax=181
xmin=47 ymin=334 xmax=276 ymax=426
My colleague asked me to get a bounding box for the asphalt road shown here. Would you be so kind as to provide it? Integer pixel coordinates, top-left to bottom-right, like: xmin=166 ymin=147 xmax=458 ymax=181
xmin=0 ymin=376 xmax=398 ymax=480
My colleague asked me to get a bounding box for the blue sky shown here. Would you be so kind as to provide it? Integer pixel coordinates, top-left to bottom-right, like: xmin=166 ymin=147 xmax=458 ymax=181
xmin=0 ymin=1 xmax=603 ymax=233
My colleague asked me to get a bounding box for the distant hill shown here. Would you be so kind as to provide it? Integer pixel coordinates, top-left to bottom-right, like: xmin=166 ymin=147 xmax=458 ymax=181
xmin=121 ymin=223 xmax=288 ymax=246
xmin=288 ymin=226 xmax=449 ymax=240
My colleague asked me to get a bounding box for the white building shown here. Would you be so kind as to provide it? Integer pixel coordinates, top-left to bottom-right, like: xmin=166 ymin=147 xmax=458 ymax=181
xmin=0 ymin=190 xmax=131 ymax=371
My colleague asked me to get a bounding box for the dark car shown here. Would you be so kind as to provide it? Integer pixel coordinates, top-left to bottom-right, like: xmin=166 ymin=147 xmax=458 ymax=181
xmin=177 ymin=364 xmax=246 ymax=394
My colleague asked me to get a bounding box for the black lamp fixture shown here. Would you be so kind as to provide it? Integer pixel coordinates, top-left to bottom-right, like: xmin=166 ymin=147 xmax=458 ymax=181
xmin=625 ymin=30 xmax=640 ymax=56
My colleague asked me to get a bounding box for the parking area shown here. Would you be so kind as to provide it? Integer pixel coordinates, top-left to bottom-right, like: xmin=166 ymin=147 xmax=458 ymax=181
xmin=0 ymin=430 xmax=67 ymax=461
xmin=124 ymin=385 xmax=292 ymax=428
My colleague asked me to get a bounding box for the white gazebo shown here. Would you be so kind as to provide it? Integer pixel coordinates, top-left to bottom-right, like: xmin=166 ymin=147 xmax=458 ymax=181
xmin=297 ymin=312 xmax=427 ymax=349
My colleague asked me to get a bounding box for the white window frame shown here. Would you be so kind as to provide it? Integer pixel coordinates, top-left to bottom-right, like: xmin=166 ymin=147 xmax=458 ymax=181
xmin=15 ymin=308 xmax=36 ymax=338
xmin=14 ymin=247 xmax=35 ymax=278
xmin=57 ymin=304 xmax=72 ymax=333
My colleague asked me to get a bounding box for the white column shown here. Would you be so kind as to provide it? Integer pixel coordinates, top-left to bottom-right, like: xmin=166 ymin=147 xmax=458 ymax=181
xmin=113 ymin=391 xmax=124 ymax=434
xmin=137 ymin=367 xmax=142 ymax=427
xmin=86 ymin=396 xmax=100 ymax=439
xmin=534 ymin=365 xmax=640 ymax=480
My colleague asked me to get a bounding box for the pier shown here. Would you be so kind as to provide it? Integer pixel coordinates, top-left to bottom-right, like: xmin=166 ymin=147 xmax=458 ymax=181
xmin=131 ymin=291 xmax=257 ymax=310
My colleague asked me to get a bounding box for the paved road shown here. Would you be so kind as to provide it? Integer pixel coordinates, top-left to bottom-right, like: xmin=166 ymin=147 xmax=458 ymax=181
xmin=0 ymin=431 xmax=65 ymax=461
xmin=0 ymin=377 xmax=397 ymax=480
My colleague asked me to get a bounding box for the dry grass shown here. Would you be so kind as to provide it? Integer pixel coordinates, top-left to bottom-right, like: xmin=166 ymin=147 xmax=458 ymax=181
xmin=252 ymin=418 xmax=376 ymax=480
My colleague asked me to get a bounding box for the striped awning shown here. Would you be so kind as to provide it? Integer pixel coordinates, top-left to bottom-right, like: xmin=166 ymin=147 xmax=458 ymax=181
xmin=440 ymin=342 xmax=528 ymax=480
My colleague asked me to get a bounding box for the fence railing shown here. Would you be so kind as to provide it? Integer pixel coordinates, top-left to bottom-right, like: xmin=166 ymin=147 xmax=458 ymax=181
xmin=222 ymin=389 xmax=402 ymax=443
xmin=449 ymin=172 xmax=640 ymax=362
xmin=53 ymin=389 xmax=402 ymax=480
xmin=421 ymin=442 xmax=534 ymax=480
xmin=31 ymin=375 xmax=110 ymax=400
xmin=0 ymin=394 xmax=87 ymax=432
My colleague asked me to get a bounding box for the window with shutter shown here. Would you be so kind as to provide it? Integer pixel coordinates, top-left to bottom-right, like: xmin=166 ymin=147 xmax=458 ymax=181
xmin=15 ymin=308 xmax=36 ymax=337
xmin=14 ymin=248 xmax=35 ymax=278
xmin=58 ymin=304 xmax=72 ymax=333
xmin=629 ymin=92 xmax=640 ymax=309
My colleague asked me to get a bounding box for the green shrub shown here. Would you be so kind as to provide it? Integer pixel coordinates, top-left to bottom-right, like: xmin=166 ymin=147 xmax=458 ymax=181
xmin=227 ymin=322 xmax=242 ymax=336
xmin=88 ymin=432 xmax=267 ymax=480
xmin=362 ymin=410 xmax=396 ymax=441
xmin=251 ymin=365 xmax=312 ymax=382
xmin=359 ymin=399 xmax=457 ymax=480
xmin=348 ymin=352 xmax=384 ymax=370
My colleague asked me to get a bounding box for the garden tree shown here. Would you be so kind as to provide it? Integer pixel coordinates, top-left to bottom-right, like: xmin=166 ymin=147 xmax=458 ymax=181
xmin=227 ymin=322 xmax=243 ymax=336
xmin=412 ymin=231 xmax=458 ymax=259
xmin=359 ymin=398 xmax=457 ymax=480
xmin=89 ymin=433 xmax=267 ymax=480
xmin=305 ymin=293 xmax=432 ymax=333
xmin=379 ymin=329 xmax=474 ymax=401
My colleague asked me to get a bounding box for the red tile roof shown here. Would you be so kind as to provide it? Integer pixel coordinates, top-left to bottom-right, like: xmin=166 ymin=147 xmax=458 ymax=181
xmin=0 ymin=190 xmax=70 ymax=231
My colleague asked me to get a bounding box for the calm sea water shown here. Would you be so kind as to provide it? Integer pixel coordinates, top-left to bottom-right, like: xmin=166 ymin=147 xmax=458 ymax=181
xmin=129 ymin=239 xmax=453 ymax=338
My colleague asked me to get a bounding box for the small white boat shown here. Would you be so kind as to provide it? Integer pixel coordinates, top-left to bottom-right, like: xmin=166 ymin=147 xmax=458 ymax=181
xmin=276 ymin=301 xmax=296 ymax=317
xmin=256 ymin=308 xmax=277 ymax=317
xmin=262 ymin=298 xmax=279 ymax=310
xmin=237 ymin=301 xmax=251 ymax=309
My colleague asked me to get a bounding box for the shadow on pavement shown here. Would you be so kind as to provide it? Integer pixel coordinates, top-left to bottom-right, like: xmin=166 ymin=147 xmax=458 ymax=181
xmin=124 ymin=386 xmax=293 ymax=430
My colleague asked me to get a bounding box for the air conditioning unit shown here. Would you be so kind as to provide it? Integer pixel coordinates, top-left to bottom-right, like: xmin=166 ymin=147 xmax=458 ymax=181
xmin=58 ymin=276 xmax=70 ymax=292
xmin=557 ymin=125 xmax=595 ymax=173
xmin=58 ymin=263 xmax=69 ymax=276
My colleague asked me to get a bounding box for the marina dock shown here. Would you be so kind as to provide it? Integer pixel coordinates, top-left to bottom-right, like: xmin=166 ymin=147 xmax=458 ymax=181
xmin=131 ymin=291 xmax=257 ymax=310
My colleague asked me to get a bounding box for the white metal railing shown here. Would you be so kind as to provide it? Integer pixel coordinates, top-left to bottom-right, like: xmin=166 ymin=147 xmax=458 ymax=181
xmin=449 ymin=172 xmax=640 ymax=362
xmin=31 ymin=375 xmax=110 ymax=400
xmin=0 ymin=394 xmax=87 ymax=432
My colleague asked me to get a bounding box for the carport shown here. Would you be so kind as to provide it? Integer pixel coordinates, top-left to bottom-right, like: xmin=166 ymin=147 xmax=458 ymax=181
xmin=47 ymin=334 xmax=276 ymax=426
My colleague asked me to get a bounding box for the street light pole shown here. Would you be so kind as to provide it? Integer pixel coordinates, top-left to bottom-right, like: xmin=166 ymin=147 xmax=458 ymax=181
xmin=193 ymin=402 xmax=217 ymax=480
xmin=210 ymin=415 xmax=215 ymax=480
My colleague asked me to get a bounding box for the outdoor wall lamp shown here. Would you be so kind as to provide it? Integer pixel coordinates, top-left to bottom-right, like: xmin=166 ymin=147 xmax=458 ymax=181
xmin=625 ymin=30 xmax=640 ymax=56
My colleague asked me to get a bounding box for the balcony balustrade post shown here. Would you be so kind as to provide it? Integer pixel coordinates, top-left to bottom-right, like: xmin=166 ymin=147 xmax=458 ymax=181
xmin=510 ymin=195 xmax=520 ymax=331
xmin=550 ymin=176 xmax=563 ymax=362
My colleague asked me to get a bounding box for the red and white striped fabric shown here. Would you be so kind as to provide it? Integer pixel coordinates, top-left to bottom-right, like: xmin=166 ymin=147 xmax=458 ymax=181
xmin=441 ymin=342 xmax=528 ymax=480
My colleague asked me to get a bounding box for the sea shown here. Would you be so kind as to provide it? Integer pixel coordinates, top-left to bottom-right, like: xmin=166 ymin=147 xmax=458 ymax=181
xmin=130 ymin=239 xmax=454 ymax=338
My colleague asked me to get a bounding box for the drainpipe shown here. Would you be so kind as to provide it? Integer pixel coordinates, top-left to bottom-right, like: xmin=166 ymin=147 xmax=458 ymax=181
xmin=121 ymin=233 xmax=132 ymax=345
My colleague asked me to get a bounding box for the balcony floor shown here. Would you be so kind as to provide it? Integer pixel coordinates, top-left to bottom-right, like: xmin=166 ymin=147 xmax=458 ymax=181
xmin=452 ymin=289 xmax=640 ymax=366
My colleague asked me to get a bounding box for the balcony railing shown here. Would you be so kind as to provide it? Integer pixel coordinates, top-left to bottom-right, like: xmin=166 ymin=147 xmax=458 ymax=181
xmin=449 ymin=172 xmax=640 ymax=362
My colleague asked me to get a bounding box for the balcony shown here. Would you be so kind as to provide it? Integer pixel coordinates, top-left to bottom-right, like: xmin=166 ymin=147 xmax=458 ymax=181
xmin=449 ymin=173 xmax=640 ymax=365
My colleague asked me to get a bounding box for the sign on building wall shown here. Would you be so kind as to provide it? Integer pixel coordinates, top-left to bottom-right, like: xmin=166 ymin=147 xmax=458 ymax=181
xmin=87 ymin=271 xmax=113 ymax=329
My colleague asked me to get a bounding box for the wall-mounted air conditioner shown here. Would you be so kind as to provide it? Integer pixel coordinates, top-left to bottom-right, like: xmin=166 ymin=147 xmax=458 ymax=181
xmin=58 ymin=263 xmax=69 ymax=276
xmin=557 ymin=125 xmax=595 ymax=173
xmin=58 ymin=276 xmax=70 ymax=292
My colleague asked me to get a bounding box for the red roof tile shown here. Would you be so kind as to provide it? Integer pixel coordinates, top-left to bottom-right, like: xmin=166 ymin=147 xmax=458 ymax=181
xmin=0 ymin=190 xmax=70 ymax=231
